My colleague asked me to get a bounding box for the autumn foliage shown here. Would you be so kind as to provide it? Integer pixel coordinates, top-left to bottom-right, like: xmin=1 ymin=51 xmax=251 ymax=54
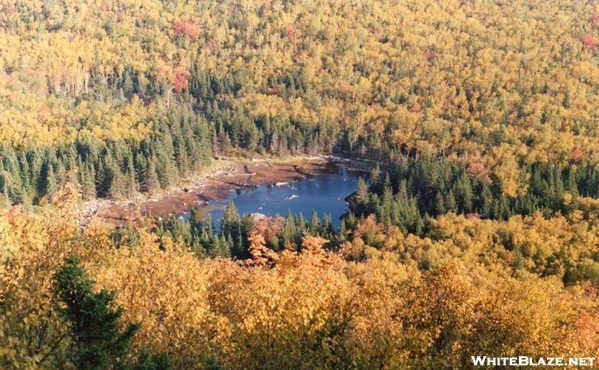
xmin=583 ymin=33 xmax=595 ymax=48
xmin=1 ymin=0 xmax=599 ymax=168
xmin=1 ymin=185 xmax=599 ymax=368
xmin=4 ymin=0 xmax=599 ymax=367
xmin=172 ymin=21 xmax=201 ymax=41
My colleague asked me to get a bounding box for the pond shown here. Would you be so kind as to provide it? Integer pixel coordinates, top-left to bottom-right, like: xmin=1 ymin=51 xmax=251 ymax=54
xmin=184 ymin=166 xmax=367 ymax=230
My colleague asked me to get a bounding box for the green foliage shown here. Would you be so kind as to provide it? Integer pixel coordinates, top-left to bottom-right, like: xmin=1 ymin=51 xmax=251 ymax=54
xmin=52 ymin=255 xmax=170 ymax=370
xmin=53 ymin=255 xmax=140 ymax=369
xmin=4 ymin=178 xmax=599 ymax=369
xmin=349 ymin=156 xmax=591 ymax=236
xmin=7 ymin=0 xmax=599 ymax=366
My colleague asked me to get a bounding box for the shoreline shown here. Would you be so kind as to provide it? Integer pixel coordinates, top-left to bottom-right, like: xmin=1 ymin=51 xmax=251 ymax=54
xmin=94 ymin=155 xmax=371 ymax=225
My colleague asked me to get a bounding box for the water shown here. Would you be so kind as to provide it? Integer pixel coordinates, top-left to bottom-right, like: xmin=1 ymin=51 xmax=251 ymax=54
xmin=187 ymin=167 xmax=366 ymax=230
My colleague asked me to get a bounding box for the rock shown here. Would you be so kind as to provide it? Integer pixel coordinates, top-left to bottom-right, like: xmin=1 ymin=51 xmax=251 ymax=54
xmin=250 ymin=213 xmax=267 ymax=222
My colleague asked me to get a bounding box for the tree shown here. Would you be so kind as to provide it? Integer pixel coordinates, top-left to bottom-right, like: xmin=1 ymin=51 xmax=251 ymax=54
xmin=221 ymin=202 xmax=240 ymax=245
xmin=435 ymin=191 xmax=446 ymax=215
xmin=445 ymin=190 xmax=457 ymax=212
xmin=81 ymin=162 xmax=97 ymax=200
xmin=357 ymin=177 xmax=368 ymax=204
xmin=45 ymin=163 xmax=59 ymax=201
xmin=52 ymin=255 xmax=170 ymax=370
xmin=369 ymin=164 xmax=381 ymax=193
xmin=53 ymin=254 xmax=140 ymax=369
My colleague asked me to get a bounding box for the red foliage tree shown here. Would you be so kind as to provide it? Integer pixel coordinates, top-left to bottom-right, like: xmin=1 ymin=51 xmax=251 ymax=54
xmin=38 ymin=104 xmax=51 ymax=122
xmin=285 ymin=24 xmax=296 ymax=39
xmin=173 ymin=67 xmax=188 ymax=94
xmin=422 ymin=49 xmax=434 ymax=61
xmin=269 ymin=84 xmax=283 ymax=95
xmin=410 ymin=101 xmax=422 ymax=112
xmin=249 ymin=216 xmax=285 ymax=245
xmin=467 ymin=162 xmax=492 ymax=183
xmin=583 ymin=33 xmax=595 ymax=48
xmin=173 ymin=21 xmax=201 ymax=41
xmin=574 ymin=311 xmax=599 ymax=355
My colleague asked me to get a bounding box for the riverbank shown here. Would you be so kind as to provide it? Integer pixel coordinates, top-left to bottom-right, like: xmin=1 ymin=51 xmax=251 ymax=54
xmin=96 ymin=156 xmax=366 ymax=225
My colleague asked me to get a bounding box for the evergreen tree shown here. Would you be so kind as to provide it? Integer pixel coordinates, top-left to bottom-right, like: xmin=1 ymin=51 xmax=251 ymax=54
xmin=0 ymin=162 xmax=9 ymax=208
xmin=206 ymin=353 xmax=223 ymax=370
xmin=445 ymin=190 xmax=457 ymax=213
xmin=122 ymin=70 xmax=134 ymax=97
xmin=357 ymin=177 xmax=368 ymax=204
xmin=53 ymin=255 xmax=171 ymax=370
xmin=81 ymin=163 xmax=97 ymax=200
xmin=45 ymin=163 xmax=59 ymax=201
xmin=283 ymin=209 xmax=301 ymax=247
xmin=309 ymin=210 xmax=320 ymax=235
xmin=435 ymin=191 xmax=446 ymax=215
xmin=369 ymin=164 xmax=381 ymax=193
xmin=456 ymin=173 xmax=473 ymax=214
xmin=145 ymin=155 xmax=161 ymax=193
xmin=221 ymin=202 xmax=240 ymax=241
xmin=189 ymin=209 xmax=202 ymax=233
xmin=480 ymin=183 xmax=493 ymax=218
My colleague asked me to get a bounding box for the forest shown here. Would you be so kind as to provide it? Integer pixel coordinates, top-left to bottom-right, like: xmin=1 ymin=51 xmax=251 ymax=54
xmin=4 ymin=0 xmax=599 ymax=368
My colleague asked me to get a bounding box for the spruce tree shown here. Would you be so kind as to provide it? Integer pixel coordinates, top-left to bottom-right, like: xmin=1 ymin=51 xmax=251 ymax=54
xmin=146 ymin=155 xmax=161 ymax=193
xmin=445 ymin=190 xmax=457 ymax=212
xmin=0 ymin=162 xmax=9 ymax=207
xmin=220 ymin=202 xmax=240 ymax=243
xmin=369 ymin=164 xmax=381 ymax=193
xmin=45 ymin=163 xmax=59 ymax=201
xmin=435 ymin=191 xmax=446 ymax=215
xmin=52 ymin=255 xmax=171 ymax=369
xmin=81 ymin=163 xmax=97 ymax=200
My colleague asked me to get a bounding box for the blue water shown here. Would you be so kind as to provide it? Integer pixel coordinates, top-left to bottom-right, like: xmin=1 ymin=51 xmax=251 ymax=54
xmin=188 ymin=167 xmax=366 ymax=230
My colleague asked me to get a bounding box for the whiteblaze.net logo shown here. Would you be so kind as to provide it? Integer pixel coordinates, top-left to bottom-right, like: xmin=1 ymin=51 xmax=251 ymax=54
xmin=471 ymin=356 xmax=596 ymax=367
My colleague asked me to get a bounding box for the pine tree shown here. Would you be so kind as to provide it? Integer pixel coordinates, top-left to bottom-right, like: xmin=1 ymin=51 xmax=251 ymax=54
xmin=174 ymin=135 xmax=189 ymax=177
xmin=53 ymin=255 xmax=171 ymax=370
xmin=383 ymin=173 xmax=392 ymax=190
xmin=206 ymin=353 xmax=223 ymax=370
xmin=221 ymin=202 xmax=239 ymax=234
xmin=309 ymin=210 xmax=320 ymax=234
xmin=122 ymin=70 xmax=134 ymax=97
xmin=211 ymin=128 xmax=221 ymax=157
xmin=81 ymin=163 xmax=97 ymax=200
xmin=445 ymin=190 xmax=456 ymax=212
xmin=370 ymin=164 xmax=381 ymax=193
xmin=480 ymin=183 xmax=493 ymax=218
xmin=53 ymin=255 xmax=142 ymax=369
xmin=19 ymin=152 xmax=32 ymax=197
xmin=45 ymin=163 xmax=59 ymax=201
xmin=322 ymin=214 xmax=334 ymax=236
xmin=0 ymin=161 xmax=9 ymax=207
xmin=435 ymin=191 xmax=446 ymax=215
xmin=146 ymin=155 xmax=161 ymax=193
xmin=238 ymin=214 xmax=254 ymax=259
xmin=189 ymin=209 xmax=202 ymax=233
xmin=337 ymin=218 xmax=348 ymax=243
xmin=357 ymin=177 xmax=369 ymax=204
xmin=456 ymin=173 xmax=473 ymax=214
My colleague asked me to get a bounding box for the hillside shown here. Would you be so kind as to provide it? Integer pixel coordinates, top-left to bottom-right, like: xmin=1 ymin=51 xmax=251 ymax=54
xmin=2 ymin=0 xmax=599 ymax=202
xmin=3 ymin=0 xmax=599 ymax=368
